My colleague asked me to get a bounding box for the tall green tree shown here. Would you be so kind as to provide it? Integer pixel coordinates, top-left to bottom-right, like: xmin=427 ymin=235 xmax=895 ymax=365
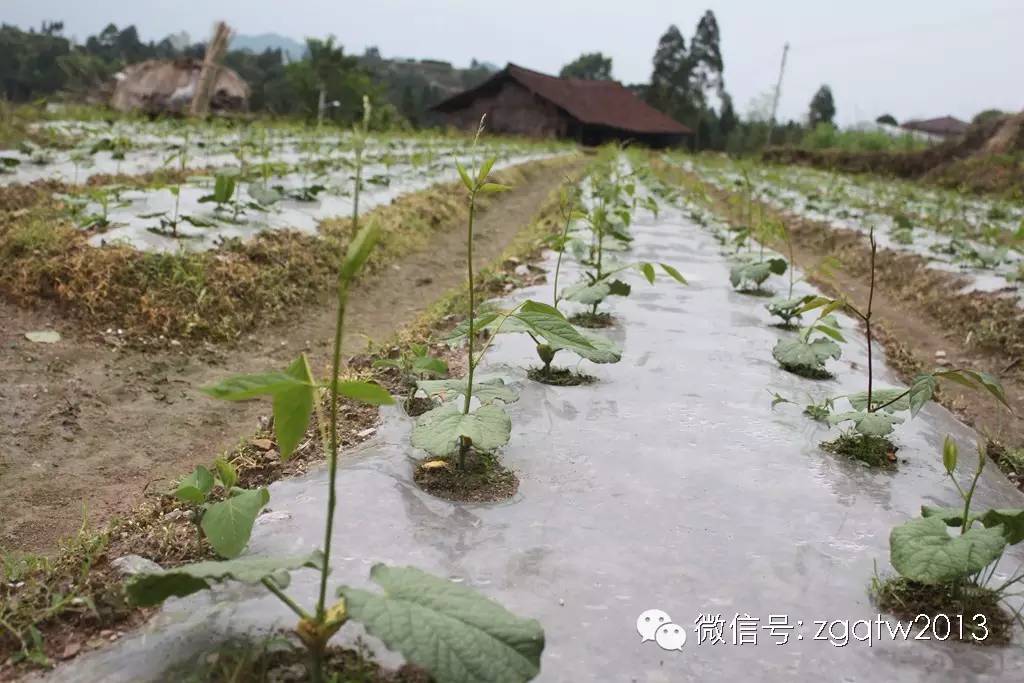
xmin=718 ymin=93 xmax=738 ymax=140
xmin=0 ymin=23 xmax=71 ymax=100
xmin=559 ymin=52 xmax=613 ymax=80
xmin=648 ymin=24 xmax=689 ymax=116
xmin=690 ymin=10 xmax=724 ymax=104
xmin=306 ymin=36 xmax=350 ymax=127
xmin=808 ymin=85 xmax=836 ymax=127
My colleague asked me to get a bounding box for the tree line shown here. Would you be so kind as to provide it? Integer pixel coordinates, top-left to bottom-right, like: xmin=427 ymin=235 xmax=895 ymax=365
xmin=6 ymin=16 xmax=970 ymax=154
xmin=558 ymin=11 xmax=839 ymax=153
xmin=0 ymin=21 xmax=493 ymax=128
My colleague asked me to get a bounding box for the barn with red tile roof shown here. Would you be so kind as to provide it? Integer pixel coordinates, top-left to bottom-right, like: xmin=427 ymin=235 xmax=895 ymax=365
xmin=433 ymin=63 xmax=691 ymax=148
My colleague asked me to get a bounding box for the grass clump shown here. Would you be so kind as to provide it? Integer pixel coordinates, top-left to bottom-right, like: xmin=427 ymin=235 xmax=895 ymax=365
xmin=821 ymin=432 xmax=897 ymax=467
xmin=872 ymin=576 xmax=1012 ymax=645
xmin=526 ymin=366 xmax=596 ymax=386
xmin=568 ymin=311 xmax=614 ymax=328
xmin=985 ymin=440 xmax=1024 ymax=486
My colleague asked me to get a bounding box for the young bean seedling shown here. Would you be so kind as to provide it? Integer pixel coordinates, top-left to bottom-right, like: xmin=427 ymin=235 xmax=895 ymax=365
xmin=173 ymin=458 xmax=269 ymax=559
xmin=126 ymin=104 xmax=545 ymax=683
xmin=411 ymin=118 xmax=605 ymax=489
xmin=875 ymin=436 xmax=1024 ymax=641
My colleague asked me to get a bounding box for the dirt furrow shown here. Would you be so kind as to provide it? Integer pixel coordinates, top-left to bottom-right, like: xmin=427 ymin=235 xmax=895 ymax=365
xmin=0 ymin=156 xmax=581 ymax=552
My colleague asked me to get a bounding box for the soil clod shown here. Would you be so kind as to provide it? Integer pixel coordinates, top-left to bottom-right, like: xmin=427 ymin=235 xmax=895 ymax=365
xmin=413 ymin=449 xmax=518 ymax=502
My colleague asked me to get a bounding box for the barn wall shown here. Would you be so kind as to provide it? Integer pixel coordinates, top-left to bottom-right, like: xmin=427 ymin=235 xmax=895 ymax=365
xmin=441 ymin=81 xmax=569 ymax=138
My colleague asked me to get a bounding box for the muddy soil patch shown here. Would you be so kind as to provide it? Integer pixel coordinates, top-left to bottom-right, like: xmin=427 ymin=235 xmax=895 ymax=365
xmin=413 ymin=450 xmax=519 ymax=503
xmin=526 ymin=366 xmax=597 ymax=386
xmin=873 ymin=577 xmax=1013 ymax=645
xmin=568 ymin=311 xmax=615 ymax=328
xmin=0 ymin=156 xmax=582 ymax=553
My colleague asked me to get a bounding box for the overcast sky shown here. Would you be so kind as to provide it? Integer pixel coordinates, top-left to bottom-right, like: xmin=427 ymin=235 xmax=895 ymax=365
xmin=7 ymin=0 xmax=1023 ymax=125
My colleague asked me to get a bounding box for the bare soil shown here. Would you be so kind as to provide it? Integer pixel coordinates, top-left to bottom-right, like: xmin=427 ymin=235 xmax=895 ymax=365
xmin=762 ymin=113 xmax=1024 ymax=197
xmin=413 ymin=450 xmax=519 ymax=503
xmin=0 ymin=158 xmax=580 ymax=553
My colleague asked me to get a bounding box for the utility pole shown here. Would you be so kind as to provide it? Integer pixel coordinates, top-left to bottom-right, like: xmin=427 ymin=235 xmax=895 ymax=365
xmin=765 ymin=42 xmax=789 ymax=147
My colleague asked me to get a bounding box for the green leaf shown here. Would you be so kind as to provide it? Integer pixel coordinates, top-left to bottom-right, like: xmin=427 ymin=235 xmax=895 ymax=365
xmin=476 ymin=156 xmax=497 ymax=184
xmin=182 ymin=214 xmax=216 ymax=228
xmin=607 ymin=279 xmax=631 ymax=297
xmin=479 ymin=183 xmax=511 ymax=194
xmin=443 ymin=310 xmax=502 ymax=343
xmin=952 ymin=370 xmax=1010 ymax=410
xmin=201 ymin=487 xmax=270 ymax=558
xmin=340 ymin=220 xmax=381 ymax=282
xmin=329 ymin=380 xmax=395 ymax=406
xmin=766 ymin=296 xmax=806 ymax=320
xmin=909 ymin=374 xmax=938 ymax=417
xmin=248 ymin=185 xmax=282 ymax=206
xmin=416 ymin=377 xmax=519 ymax=405
xmin=923 ymin=506 xmax=1024 ymax=545
xmin=339 ymin=564 xmax=543 ymax=683
xmin=890 ymin=516 xmax=1006 ymax=584
xmin=561 ymin=280 xmax=611 ymax=305
xmin=214 ymin=458 xmax=238 ymax=490
xmin=795 ymin=295 xmax=843 ymax=318
xmin=920 ymin=506 xmax=973 ymax=526
xmin=639 ymin=262 xmax=655 ymax=284
xmin=942 ymin=436 xmax=958 ymax=474
xmin=827 ymin=410 xmax=903 ymax=436
xmin=411 ymin=403 xmax=511 ymax=457
xmin=772 ymin=337 xmax=840 ymax=372
xmin=729 ymin=260 xmax=781 ymax=289
xmin=813 ymin=323 xmax=846 ymax=343
xmin=176 ymin=466 xmax=214 ymax=504
xmin=201 ymin=372 xmax=312 ymax=401
xmin=512 ymin=300 xmax=597 ymax=355
xmin=455 ymin=160 xmax=473 ymax=191
xmin=412 ymin=355 xmax=448 ymax=376
xmin=856 ymin=411 xmax=904 ymax=436
xmin=659 ymin=263 xmax=687 ymax=284
xmin=126 ymin=552 xmax=323 ymax=607
xmin=767 ymin=257 xmax=788 ymax=275
xmin=552 ymin=327 xmax=621 ymax=364
xmin=275 ymin=355 xmax=317 ymax=460
xmin=979 ymin=509 xmax=1024 ymax=545
xmin=846 ymin=388 xmax=909 ymax=413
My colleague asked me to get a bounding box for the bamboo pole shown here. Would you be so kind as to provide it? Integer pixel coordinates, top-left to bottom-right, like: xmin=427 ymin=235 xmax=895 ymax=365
xmin=190 ymin=21 xmax=233 ymax=117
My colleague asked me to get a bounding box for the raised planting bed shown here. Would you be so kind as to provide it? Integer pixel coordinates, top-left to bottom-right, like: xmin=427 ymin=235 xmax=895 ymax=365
xmin=47 ymin=163 xmax=1024 ymax=682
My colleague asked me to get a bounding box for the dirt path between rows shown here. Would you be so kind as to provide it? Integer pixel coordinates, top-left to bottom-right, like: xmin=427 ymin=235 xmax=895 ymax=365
xmin=0 ymin=157 xmax=580 ymax=553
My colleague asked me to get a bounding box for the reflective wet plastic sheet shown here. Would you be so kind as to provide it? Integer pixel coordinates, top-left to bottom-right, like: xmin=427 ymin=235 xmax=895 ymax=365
xmin=49 ymin=195 xmax=1024 ymax=682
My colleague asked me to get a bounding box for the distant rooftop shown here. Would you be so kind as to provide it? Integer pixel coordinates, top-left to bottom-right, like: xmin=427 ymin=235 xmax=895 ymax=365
xmin=434 ymin=63 xmax=691 ymax=136
xmin=900 ymin=116 xmax=969 ymax=137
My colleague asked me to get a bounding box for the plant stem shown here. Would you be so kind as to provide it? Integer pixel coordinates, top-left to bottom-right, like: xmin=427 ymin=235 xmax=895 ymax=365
xmin=317 ymin=278 xmax=347 ymax=623
xmin=552 ymin=199 xmax=574 ymax=309
xmin=960 ymin=447 xmax=985 ymax=535
xmin=310 ymin=650 xmax=324 ymax=683
xmin=786 ymin=229 xmax=794 ymax=299
xmin=591 ymin=200 xmax=606 ymax=317
xmin=460 ymin=189 xmax=478 ymax=470
xmin=866 ymin=225 xmax=877 ymax=412
xmin=262 ymin=577 xmax=312 ymax=620
xmin=315 ymin=131 xmax=365 ymax=626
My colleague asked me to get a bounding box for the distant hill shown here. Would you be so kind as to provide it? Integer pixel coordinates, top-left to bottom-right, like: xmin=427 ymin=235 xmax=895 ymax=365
xmin=232 ymin=33 xmax=305 ymax=61
xmin=228 ymin=34 xmax=497 ymax=126
xmin=359 ymin=50 xmax=497 ymax=125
